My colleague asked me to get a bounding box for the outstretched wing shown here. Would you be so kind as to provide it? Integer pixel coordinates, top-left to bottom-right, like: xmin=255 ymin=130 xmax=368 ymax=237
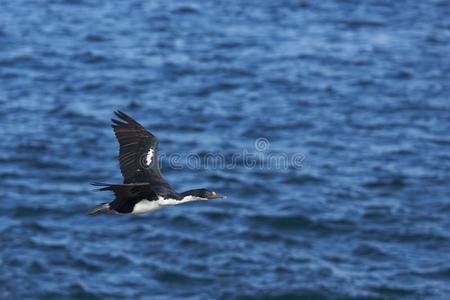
xmin=92 ymin=182 xmax=156 ymax=199
xmin=111 ymin=111 xmax=174 ymax=195
xmin=91 ymin=182 xmax=158 ymax=213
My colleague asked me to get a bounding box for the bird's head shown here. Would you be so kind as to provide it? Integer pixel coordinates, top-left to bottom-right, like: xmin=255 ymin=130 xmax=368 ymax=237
xmin=182 ymin=189 xmax=226 ymax=201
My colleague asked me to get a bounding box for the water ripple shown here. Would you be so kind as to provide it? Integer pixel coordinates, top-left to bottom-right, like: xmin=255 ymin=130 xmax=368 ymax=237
xmin=1 ymin=0 xmax=449 ymax=299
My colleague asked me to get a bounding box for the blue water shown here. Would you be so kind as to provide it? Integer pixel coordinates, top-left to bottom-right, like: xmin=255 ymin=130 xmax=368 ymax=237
xmin=1 ymin=0 xmax=449 ymax=299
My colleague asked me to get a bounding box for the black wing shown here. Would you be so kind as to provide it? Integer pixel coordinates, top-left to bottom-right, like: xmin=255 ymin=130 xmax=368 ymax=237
xmin=92 ymin=182 xmax=158 ymax=213
xmin=111 ymin=111 xmax=175 ymax=196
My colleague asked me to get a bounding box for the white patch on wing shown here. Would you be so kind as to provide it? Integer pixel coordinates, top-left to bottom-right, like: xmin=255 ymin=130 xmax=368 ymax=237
xmin=145 ymin=148 xmax=155 ymax=166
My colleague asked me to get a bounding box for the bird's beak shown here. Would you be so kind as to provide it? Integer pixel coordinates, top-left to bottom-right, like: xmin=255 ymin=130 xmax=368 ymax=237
xmin=209 ymin=191 xmax=226 ymax=199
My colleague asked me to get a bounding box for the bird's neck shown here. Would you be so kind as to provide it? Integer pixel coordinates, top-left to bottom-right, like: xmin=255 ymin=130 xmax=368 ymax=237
xmin=178 ymin=190 xmax=204 ymax=202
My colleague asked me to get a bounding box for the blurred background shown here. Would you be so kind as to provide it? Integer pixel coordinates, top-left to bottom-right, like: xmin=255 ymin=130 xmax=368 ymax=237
xmin=0 ymin=0 xmax=449 ymax=299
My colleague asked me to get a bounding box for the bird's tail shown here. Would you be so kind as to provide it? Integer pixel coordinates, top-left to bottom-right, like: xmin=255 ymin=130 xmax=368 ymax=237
xmin=87 ymin=202 xmax=112 ymax=215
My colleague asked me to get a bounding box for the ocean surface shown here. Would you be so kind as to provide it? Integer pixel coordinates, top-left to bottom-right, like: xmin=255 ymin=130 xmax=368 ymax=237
xmin=1 ymin=0 xmax=449 ymax=299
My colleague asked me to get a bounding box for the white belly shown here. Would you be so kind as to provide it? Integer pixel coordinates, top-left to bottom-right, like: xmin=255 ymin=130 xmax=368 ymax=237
xmin=131 ymin=196 xmax=202 ymax=214
xmin=132 ymin=200 xmax=161 ymax=214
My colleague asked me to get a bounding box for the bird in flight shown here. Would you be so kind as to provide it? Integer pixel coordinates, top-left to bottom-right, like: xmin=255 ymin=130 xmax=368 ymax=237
xmin=88 ymin=111 xmax=225 ymax=215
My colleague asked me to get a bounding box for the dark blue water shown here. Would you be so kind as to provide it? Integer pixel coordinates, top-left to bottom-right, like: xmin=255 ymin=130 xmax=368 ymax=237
xmin=1 ymin=0 xmax=449 ymax=299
